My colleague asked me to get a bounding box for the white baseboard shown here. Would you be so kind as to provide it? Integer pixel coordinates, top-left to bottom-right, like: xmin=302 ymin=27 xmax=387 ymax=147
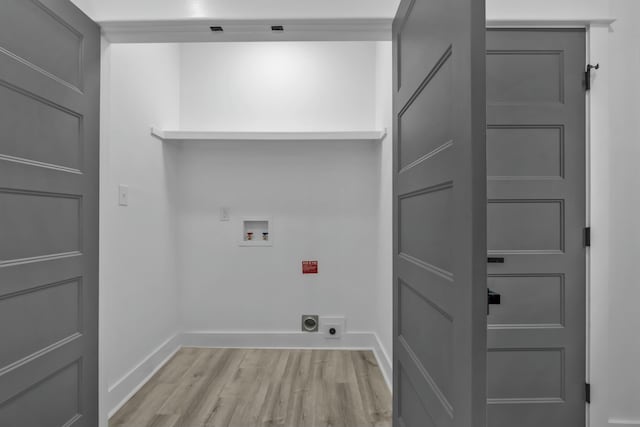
xmin=106 ymin=331 xmax=392 ymax=417
xmin=106 ymin=333 xmax=181 ymax=418
xmin=610 ymin=420 xmax=640 ymax=426
xmin=371 ymin=333 xmax=392 ymax=390
xmin=182 ymin=330 xmax=374 ymax=349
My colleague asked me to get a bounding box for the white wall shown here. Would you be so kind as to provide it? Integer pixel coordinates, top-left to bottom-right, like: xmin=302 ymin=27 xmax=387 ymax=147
xmin=177 ymin=42 xmax=388 ymax=337
xmin=100 ymin=43 xmax=181 ymax=410
xmin=607 ymin=1 xmax=640 ymax=424
xmin=374 ymin=41 xmax=393 ymax=364
xmin=176 ymin=140 xmax=380 ymax=332
xmin=179 ymin=42 xmax=377 ymax=131
xmin=486 ymin=0 xmax=610 ymax=20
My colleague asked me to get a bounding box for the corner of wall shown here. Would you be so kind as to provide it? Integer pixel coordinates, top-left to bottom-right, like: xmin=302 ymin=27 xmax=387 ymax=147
xmin=100 ymin=43 xmax=183 ymax=423
xmin=106 ymin=334 xmax=182 ymax=418
xmin=373 ymin=40 xmax=394 ymax=365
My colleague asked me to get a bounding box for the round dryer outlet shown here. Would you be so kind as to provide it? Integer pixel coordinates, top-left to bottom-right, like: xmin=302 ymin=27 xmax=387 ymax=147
xmin=301 ymin=315 xmax=319 ymax=332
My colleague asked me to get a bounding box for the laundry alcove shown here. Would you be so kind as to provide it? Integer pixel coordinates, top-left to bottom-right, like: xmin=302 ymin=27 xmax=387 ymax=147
xmin=101 ymin=40 xmax=394 ymax=414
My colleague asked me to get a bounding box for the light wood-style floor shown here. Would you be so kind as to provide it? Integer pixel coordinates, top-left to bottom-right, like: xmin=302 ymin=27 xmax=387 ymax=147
xmin=109 ymin=348 xmax=392 ymax=427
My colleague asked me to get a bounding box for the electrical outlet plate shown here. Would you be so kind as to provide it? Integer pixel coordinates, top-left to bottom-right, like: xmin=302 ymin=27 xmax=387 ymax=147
xmin=118 ymin=185 xmax=129 ymax=206
xmin=220 ymin=207 xmax=230 ymax=221
xmin=320 ymin=316 xmax=345 ymax=339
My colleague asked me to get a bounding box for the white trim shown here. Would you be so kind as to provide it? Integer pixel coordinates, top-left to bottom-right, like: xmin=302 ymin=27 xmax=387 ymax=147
xmin=100 ymin=18 xmax=392 ymax=43
xmin=150 ymin=127 xmax=387 ymax=142
xmin=609 ymin=421 xmax=640 ymax=427
xmin=106 ymin=334 xmax=181 ymax=418
xmin=182 ymin=330 xmax=384 ymax=351
xmin=98 ymin=36 xmax=112 ymax=427
xmin=101 ymin=17 xmax=615 ymax=44
xmin=585 ymin=23 xmax=610 ymax=427
xmin=371 ymin=332 xmax=392 ymax=390
xmin=486 ymin=18 xmax=616 ymax=28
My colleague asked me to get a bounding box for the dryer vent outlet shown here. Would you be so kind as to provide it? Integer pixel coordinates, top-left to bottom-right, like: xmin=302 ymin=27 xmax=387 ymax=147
xmin=301 ymin=315 xmax=319 ymax=332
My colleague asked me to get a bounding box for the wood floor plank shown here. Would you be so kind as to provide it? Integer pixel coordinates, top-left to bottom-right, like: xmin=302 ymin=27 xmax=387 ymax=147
xmin=147 ymin=413 xmax=180 ymax=427
xmin=109 ymin=348 xmax=392 ymax=427
xmin=301 ymin=350 xmax=324 ymax=426
xmin=193 ymin=350 xmax=243 ymax=425
xmin=350 ymin=351 xmax=392 ymax=427
xmin=283 ymin=350 xmax=313 ymax=427
xmin=256 ymin=351 xmax=290 ymax=427
xmin=111 ymin=348 xmax=203 ymax=426
xmin=153 ymin=347 xmax=201 ymax=384
xmin=155 ymin=349 xmax=220 ymax=416
xmin=110 ymin=383 xmax=177 ymax=427
xmin=225 ymin=349 xmax=272 ymax=427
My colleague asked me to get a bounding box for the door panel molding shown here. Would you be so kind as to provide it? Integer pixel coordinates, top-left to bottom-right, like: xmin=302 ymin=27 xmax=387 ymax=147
xmin=486 ymin=28 xmax=586 ymax=427
xmin=393 ymin=0 xmax=487 ymax=426
xmin=0 ymin=1 xmax=99 ymax=425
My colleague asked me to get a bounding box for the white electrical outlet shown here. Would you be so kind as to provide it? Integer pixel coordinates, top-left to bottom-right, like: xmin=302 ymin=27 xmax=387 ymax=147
xmin=320 ymin=316 xmax=345 ymax=339
xmin=118 ymin=185 xmax=129 ymax=206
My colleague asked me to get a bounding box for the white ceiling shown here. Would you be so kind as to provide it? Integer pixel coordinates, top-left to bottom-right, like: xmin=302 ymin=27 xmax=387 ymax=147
xmin=71 ymin=0 xmax=400 ymax=22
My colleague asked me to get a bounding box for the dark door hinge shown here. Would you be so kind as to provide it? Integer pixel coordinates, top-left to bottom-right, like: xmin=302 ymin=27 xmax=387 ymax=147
xmin=584 ymin=227 xmax=591 ymax=247
xmin=586 ymin=383 xmax=591 ymax=403
xmin=585 ymin=64 xmax=600 ymax=91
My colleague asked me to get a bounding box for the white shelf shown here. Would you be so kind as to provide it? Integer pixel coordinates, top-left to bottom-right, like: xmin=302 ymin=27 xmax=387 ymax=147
xmin=151 ymin=127 xmax=387 ymax=142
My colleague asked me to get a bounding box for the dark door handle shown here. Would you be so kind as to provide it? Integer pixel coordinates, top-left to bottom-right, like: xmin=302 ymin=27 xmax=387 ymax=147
xmin=487 ymin=289 xmax=501 ymax=315
xmin=488 ymin=289 xmax=501 ymax=305
xmin=488 ymin=257 xmax=505 ymax=264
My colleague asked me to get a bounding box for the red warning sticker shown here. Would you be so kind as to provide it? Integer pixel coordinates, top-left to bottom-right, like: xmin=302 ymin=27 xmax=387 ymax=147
xmin=302 ymin=261 xmax=318 ymax=274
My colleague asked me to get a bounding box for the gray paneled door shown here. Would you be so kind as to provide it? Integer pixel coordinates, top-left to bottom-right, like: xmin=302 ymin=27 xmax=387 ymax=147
xmin=0 ymin=0 xmax=100 ymax=425
xmin=486 ymin=29 xmax=586 ymax=427
xmin=392 ymin=0 xmax=487 ymax=426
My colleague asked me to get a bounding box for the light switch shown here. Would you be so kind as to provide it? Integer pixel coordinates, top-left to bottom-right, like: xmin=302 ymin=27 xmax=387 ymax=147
xmin=118 ymin=185 xmax=129 ymax=206
xmin=220 ymin=207 xmax=230 ymax=221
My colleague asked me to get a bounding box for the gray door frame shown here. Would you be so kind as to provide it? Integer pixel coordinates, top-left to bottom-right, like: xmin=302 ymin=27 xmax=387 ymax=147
xmin=486 ymin=20 xmax=609 ymax=427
